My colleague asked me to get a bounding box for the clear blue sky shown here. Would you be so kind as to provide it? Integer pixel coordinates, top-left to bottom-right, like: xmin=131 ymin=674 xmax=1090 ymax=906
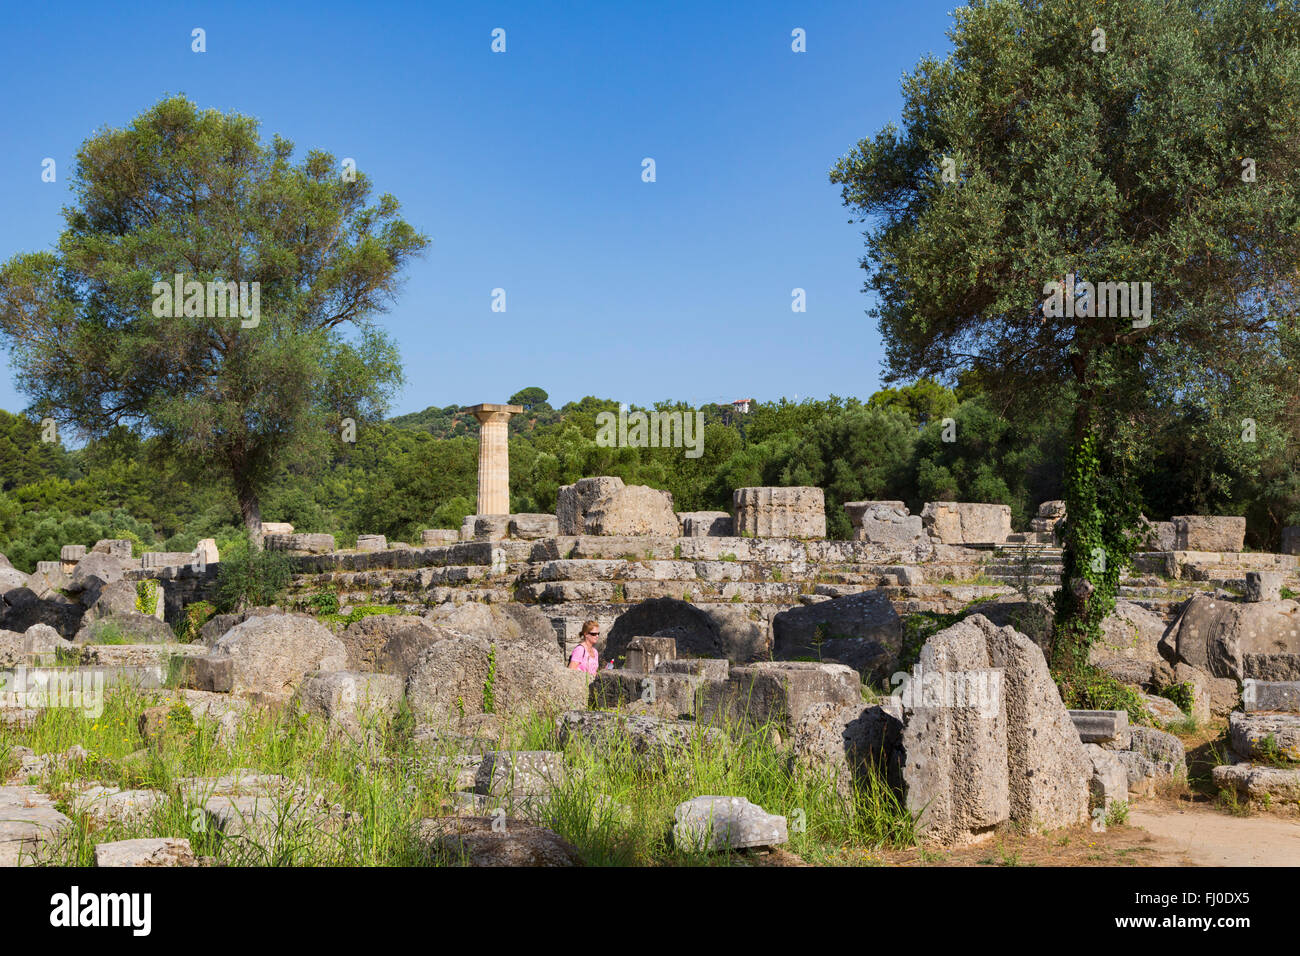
xmin=0 ymin=0 xmax=959 ymax=418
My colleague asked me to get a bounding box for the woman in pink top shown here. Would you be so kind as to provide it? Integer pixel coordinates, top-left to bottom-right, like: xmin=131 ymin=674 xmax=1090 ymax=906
xmin=568 ymin=620 xmax=600 ymax=674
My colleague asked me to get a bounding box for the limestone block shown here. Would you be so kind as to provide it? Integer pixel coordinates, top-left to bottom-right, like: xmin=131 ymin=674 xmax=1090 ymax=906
xmin=733 ymin=486 xmax=825 ymax=539
xmin=1173 ymin=515 xmax=1245 ymax=552
xmin=920 ymin=502 xmax=1012 ymax=545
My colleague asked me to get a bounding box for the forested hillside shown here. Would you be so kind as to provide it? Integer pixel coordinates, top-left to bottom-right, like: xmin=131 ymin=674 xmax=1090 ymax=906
xmin=1 ymin=380 xmax=1292 ymax=573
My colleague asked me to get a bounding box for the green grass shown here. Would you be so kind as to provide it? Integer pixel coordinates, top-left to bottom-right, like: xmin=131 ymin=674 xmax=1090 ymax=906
xmin=2 ymin=687 xmax=919 ymax=867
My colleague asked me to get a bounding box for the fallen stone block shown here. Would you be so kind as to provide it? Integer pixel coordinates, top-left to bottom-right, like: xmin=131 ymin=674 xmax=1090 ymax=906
xmin=672 ymin=795 xmax=787 ymax=852
xmin=733 ymin=486 xmax=825 ymax=539
xmin=418 ymin=816 xmax=582 ymax=866
xmin=1083 ymin=744 xmax=1129 ymax=809
xmin=772 ymin=589 xmax=903 ymax=680
xmin=1173 ymin=515 xmax=1245 ymax=552
xmin=1211 ymin=763 xmax=1300 ymax=802
xmin=697 ymin=661 xmax=860 ymax=733
xmin=920 ymin=502 xmax=1012 ymax=545
xmin=296 ymin=670 xmax=404 ymax=737
xmin=1069 ymin=710 xmax=1132 ymax=750
xmin=1228 ymin=712 xmax=1300 ymax=761
xmin=1246 ymin=571 xmax=1283 ymax=603
xmin=558 ymin=477 xmax=678 ymax=537
xmin=625 ymin=636 xmax=676 ymax=673
xmin=654 ymin=658 xmax=729 ymax=681
xmin=556 ymin=711 xmax=724 ymax=767
xmin=263 ymin=533 xmax=335 ymax=554
xmin=509 ymin=514 xmax=559 ymax=539
xmin=678 ymin=512 xmax=733 ymax=537
xmin=355 ymin=534 xmax=387 ymax=552
xmin=1244 ymin=679 xmax=1300 ymax=713
xmin=421 ymin=529 xmax=459 ymax=546
xmin=94 ymin=837 xmax=196 ymax=867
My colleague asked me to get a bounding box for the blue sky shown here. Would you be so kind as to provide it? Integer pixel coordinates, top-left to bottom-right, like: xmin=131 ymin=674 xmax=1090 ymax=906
xmin=0 ymin=0 xmax=959 ymax=418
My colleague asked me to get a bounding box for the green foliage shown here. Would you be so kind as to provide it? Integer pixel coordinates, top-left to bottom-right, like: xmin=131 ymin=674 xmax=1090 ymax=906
xmin=1055 ymin=664 xmax=1147 ymax=725
xmin=215 ymin=534 xmax=292 ymax=612
xmin=176 ymin=601 xmax=216 ymax=644
xmin=134 ymin=580 xmax=160 ymax=617
xmin=482 ymin=644 xmax=497 ymax=714
xmin=309 ymin=589 xmax=340 ymax=616
xmin=1156 ymin=681 xmax=1195 ymax=717
xmin=0 ymin=95 xmax=428 ymax=530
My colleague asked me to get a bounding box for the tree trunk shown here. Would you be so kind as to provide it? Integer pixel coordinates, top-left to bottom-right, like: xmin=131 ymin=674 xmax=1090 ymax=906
xmin=238 ymin=484 xmax=262 ymax=547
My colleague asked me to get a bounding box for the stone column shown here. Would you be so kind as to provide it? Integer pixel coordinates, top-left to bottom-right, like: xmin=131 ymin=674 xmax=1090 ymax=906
xmin=469 ymin=403 xmax=523 ymax=516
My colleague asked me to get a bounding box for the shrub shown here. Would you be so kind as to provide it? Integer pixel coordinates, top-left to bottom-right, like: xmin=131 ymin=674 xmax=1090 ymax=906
xmin=216 ymin=533 xmax=292 ymax=612
xmin=134 ymin=580 xmax=161 ymax=617
xmin=176 ymin=601 xmax=217 ymax=643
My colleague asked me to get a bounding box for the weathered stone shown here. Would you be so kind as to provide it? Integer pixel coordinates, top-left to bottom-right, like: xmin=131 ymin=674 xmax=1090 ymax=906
xmin=339 ymin=613 xmax=448 ymax=678
xmin=1171 ymin=662 xmax=1214 ymax=724
xmin=1162 ymin=594 xmax=1300 ymax=681
xmin=74 ymin=612 xmax=174 ymax=645
xmin=772 ymin=589 xmax=903 ymax=680
xmin=207 ymin=614 xmax=347 ymax=698
xmin=509 ymin=514 xmax=559 ymax=539
xmin=964 ymin=596 xmax=1055 ymax=650
xmin=1083 ymin=743 xmax=1129 ymax=809
xmin=475 ymin=751 xmax=566 ymax=801
xmin=1245 ymin=571 xmax=1283 ymax=603
xmin=625 ymin=636 xmax=676 ymax=673
xmin=1172 ymin=515 xmax=1246 ymax=552
xmin=1141 ymin=693 xmax=1186 ymax=725
xmin=654 ymin=658 xmax=729 ymax=681
xmin=1244 ymin=679 xmax=1300 ymax=713
xmin=1139 ymin=518 xmax=1177 ymax=552
xmin=557 ymin=477 xmax=678 ymax=537
xmin=845 ymin=501 xmax=930 ymax=551
xmin=72 ymin=786 xmax=166 ymax=826
xmin=91 ymin=539 xmax=134 ymax=560
xmin=258 ymin=522 xmax=294 ymax=535
xmin=678 ymin=512 xmax=733 ymax=537
xmin=697 ymin=661 xmax=860 ymax=733
xmin=0 ymin=624 xmax=73 ymax=667
xmin=982 ymin=617 xmax=1090 ymax=831
xmin=920 ymin=502 xmax=1012 ymax=545
xmin=60 ymin=545 xmax=87 ymax=563
xmin=733 ymin=486 xmax=825 ymax=539
xmin=70 ymin=552 xmax=130 ymax=591
xmin=421 ymin=529 xmax=459 ymax=546
xmin=672 ymin=795 xmax=787 ymax=852
xmin=419 ymin=816 xmax=581 ymax=866
xmin=1113 ymin=750 xmax=1160 ymax=797
xmin=198 ymin=606 xmax=283 ymax=646
xmin=424 ymin=601 xmax=560 ymax=659
xmin=0 ymin=786 xmax=71 ymax=865
xmin=587 ymin=669 xmax=705 ymax=718
xmin=355 ymin=534 xmax=388 ymax=552
xmin=140 ymin=551 xmax=195 ymax=569
xmin=1211 ymin=763 xmax=1300 ymax=802
xmin=406 ymin=636 xmax=587 ymax=722
xmin=556 ymin=711 xmax=724 ymax=767
xmin=471 ymin=515 xmax=509 ymax=542
xmin=1128 ymin=726 xmax=1186 ymax=780
xmin=1093 ymin=600 xmax=1171 ymax=668
xmin=263 ymin=533 xmax=335 ymax=554
xmin=81 ymin=579 xmax=141 ymax=621
xmin=1228 ymin=712 xmax=1300 ymax=761
xmin=604 ymin=597 xmax=768 ymax=664
xmin=296 ymin=670 xmax=404 ymax=736
xmin=194 ymin=539 xmax=219 ymax=565
xmin=1069 ymin=710 xmax=1132 ymax=749
xmin=94 ymin=837 xmax=196 ymax=867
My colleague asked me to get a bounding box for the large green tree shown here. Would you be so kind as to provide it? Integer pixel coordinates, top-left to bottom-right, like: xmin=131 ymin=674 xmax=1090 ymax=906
xmin=0 ymin=96 xmax=428 ymax=532
xmin=830 ymin=0 xmax=1300 ymax=681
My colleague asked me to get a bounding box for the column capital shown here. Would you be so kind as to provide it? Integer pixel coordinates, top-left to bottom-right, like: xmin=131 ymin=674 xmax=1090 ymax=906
xmin=468 ymin=403 xmax=523 ymax=426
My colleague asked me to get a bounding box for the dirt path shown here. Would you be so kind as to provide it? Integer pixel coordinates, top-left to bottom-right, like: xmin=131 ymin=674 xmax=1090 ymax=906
xmin=1128 ymin=805 xmax=1300 ymax=866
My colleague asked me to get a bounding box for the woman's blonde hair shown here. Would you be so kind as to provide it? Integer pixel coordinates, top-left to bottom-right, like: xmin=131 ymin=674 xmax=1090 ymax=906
xmin=581 ymin=619 xmax=599 ymax=637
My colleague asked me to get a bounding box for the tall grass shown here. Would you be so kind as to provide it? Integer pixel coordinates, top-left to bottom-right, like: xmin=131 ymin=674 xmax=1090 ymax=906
xmin=2 ymin=688 xmax=917 ymax=866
